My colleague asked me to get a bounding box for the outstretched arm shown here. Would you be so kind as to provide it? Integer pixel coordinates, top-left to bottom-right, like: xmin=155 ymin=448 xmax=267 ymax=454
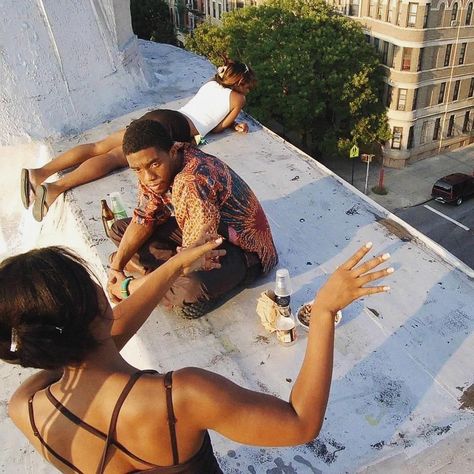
xmin=211 ymin=92 xmax=248 ymax=134
xmin=175 ymin=243 xmax=393 ymax=446
xmin=111 ymin=238 xmax=225 ymax=350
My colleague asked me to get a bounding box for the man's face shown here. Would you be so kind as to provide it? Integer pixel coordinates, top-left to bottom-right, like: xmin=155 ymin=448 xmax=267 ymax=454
xmin=127 ymin=146 xmax=176 ymax=195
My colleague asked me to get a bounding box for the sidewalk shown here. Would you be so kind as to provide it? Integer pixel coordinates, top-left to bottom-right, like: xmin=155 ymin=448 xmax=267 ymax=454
xmin=327 ymin=143 xmax=474 ymax=212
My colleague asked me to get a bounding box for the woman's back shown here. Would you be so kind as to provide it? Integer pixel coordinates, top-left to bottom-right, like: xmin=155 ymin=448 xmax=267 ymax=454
xmin=179 ymin=81 xmax=232 ymax=137
xmin=10 ymin=369 xmax=221 ymax=473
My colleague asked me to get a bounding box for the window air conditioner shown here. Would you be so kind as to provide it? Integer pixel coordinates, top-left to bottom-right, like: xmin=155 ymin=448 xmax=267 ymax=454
xmin=451 ymin=20 xmax=459 ymax=27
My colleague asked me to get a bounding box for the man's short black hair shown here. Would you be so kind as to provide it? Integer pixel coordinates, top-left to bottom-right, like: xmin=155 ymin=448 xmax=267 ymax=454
xmin=122 ymin=119 xmax=173 ymax=156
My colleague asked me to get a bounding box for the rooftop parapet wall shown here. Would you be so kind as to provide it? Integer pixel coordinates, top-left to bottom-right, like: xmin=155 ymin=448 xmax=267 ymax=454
xmin=0 ymin=0 xmax=151 ymax=145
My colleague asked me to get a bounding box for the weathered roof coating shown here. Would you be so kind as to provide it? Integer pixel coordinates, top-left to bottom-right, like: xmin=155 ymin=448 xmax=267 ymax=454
xmin=1 ymin=43 xmax=473 ymax=473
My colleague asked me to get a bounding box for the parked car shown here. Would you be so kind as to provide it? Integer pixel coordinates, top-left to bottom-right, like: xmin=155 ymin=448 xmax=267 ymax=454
xmin=431 ymin=173 xmax=474 ymax=206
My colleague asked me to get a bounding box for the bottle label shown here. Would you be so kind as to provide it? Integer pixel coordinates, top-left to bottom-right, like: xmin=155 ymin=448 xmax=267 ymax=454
xmin=113 ymin=210 xmax=128 ymax=220
xmin=276 ymin=327 xmax=296 ymax=345
xmin=275 ymin=295 xmax=290 ymax=307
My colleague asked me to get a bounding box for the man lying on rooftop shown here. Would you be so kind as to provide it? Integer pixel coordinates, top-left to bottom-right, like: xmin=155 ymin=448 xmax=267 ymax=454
xmin=107 ymin=120 xmax=278 ymax=318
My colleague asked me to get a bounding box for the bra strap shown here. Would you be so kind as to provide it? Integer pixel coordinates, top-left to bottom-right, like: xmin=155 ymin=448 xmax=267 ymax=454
xmin=28 ymin=394 xmax=83 ymax=473
xmin=97 ymin=371 xmax=153 ymax=474
xmin=164 ymin=371 xmax=179 ymax=465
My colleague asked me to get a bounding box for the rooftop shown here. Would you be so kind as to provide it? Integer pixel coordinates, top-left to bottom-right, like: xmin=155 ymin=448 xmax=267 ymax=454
xmin=1 ymin=42 xmax=474 ymax=473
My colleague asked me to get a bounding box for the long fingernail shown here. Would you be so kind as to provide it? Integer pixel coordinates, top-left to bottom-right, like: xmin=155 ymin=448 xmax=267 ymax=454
xmin=383 ymin=286 xmax=391 ymax=291
xmin=382 ymin=253 xmax=390 ymax=260
xmin=386 ymin=267 xmax=394 ymax=274
xmin=365 ymin=242 xmax=373 ymax=249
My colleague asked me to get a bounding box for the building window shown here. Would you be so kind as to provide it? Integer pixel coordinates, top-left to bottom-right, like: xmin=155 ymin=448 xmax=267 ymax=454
xmin=451 ymin=2 xmax=458 ymax=22
xmin=417 ymin=48 xmax=424 ymax=71
xmin=397 ymin=0 xmax=403 ymax=25
xmin=459 ymin=43 xmax=467 ymax=65
xmin=407 ymin=126 xmax=415 ymax=149
xmin=391 ymin=127 xmax=403 ymax=149
xmin=453 ymin=80 xmax=460 ymax=101
xmin=444 ymin=44 xmax=452 ymax=67
xmin=466 ymin=3 xmax=473 ymax=25
xmin=423 ymin=3 xmax=431 ymax=28
xmin=365 ymin=34 xmax=371 ymax=43
xmin=349 ymin=0 xmax=360 ymax=16
xmin=385 ymin=84 xmax=393 ymax=107
xmin=391 ymin=45 xmax=399 ymax=68
xmin=369 ymin=0 xmax=377 ymax=17
xmin=408 ymin=3 xmax=418 ymax=27
xmin=374 ymin=37 xmax=380 ymax=50
xmin=469 ymin=78 xmax=474 ymax=97
xmin=447 ymin=114 xmax=455 ymax=137
xmin=382 ymin=41 xmax=389 ymax=64
xmin=212 ymin=1 xmax=216 ymax=17
xmin=412 ymin=88 xmax=419 ymax=109
xmin=433 ymin=118 xmax=441 ymax=140
xmin=438 ymin=83 xmax=446 ymax=103
xmin=402 ymin=48 xmax=412 ymax=71
xmin=387 ymin=0 xmax=396 ymax=22
xmin=377 ymin=2 xmax=383 ymax=20
xmin=463 ymin=111 xmax=471 ymax=132
xmin=397 ymin=89 xmax=407 ymax=110
xmin=420 ymin=121 xmax=428 ymax=144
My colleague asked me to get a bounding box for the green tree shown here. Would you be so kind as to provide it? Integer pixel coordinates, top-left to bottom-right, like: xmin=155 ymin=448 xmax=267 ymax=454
xmin=185 ymin=1 xmax=390 ymax=158
xmin=130 ymin=0 xmax=177 ymax=45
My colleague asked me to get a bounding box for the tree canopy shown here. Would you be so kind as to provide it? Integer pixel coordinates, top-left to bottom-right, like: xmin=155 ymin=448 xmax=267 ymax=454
xmin=130 ymin=0 xmax=177 ymax=46
xmin=185 ymin=0 xmax=390 ymax=158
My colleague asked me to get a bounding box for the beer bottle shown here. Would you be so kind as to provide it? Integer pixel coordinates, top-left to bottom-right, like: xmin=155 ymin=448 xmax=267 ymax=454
xmin=101 ymin=199 xmax=115 ymax=237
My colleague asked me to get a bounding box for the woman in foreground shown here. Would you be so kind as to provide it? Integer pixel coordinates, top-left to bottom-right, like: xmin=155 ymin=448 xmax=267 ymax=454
xmin=1 ymin=241 xmax=392 ymax=473
xmin=21 ymin=60 xmax=255 ymax=221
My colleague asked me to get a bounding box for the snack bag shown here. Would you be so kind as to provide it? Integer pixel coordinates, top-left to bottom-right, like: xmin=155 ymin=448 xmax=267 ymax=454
xmin=256 ymin=290 xmax=281 ymax=332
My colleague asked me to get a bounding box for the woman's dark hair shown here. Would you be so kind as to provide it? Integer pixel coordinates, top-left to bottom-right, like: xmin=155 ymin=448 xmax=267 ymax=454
xmin=0 ymin=247 xmax=102 ymax=370
xmin=122 ymin=119 xmax=173 ymax=157
xmin=214 ymin=60 xmax=257 ymax=91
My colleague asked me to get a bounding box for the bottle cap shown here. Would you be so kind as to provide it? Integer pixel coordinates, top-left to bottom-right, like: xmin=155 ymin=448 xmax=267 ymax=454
xmin=275 ymin=268 xmax=292 ymax=297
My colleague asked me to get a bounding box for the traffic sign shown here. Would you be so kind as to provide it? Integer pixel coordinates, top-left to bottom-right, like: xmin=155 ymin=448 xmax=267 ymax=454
xmin=349 ymin=145 xmax=359 ymax=159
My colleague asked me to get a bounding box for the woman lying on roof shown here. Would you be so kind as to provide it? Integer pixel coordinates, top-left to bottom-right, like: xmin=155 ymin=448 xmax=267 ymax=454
xmin=21 ymin=60 xmax=255 ymax=222
xmin=1 ymin=240 xmax=391 ymax=473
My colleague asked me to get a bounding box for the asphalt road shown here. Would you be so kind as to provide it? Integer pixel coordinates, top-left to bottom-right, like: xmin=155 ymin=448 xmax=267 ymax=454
xmin=396 ymin=198 xmax=474 ymax=270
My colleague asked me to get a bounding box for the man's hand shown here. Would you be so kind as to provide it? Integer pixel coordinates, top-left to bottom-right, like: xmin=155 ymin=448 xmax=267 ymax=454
xmin=107 ymin=267 xmax=127 ymax=303
xmin=177 ymin=237 xmax=226 ymax=275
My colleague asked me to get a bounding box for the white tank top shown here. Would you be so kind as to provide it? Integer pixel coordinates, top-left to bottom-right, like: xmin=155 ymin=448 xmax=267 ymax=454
xmin=179 ymin=81 xmax=232 ymax=137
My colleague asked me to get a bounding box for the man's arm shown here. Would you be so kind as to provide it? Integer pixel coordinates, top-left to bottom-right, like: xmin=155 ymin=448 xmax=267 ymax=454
xmin=110 ymin=221 xmax=155 ymax=272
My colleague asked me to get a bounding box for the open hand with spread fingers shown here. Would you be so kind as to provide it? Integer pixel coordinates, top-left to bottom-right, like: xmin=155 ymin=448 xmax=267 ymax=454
xmin=176 ymin=237 xmax=226 ymax=275
xmin=314 ymin=242 xmax=393 ymax=316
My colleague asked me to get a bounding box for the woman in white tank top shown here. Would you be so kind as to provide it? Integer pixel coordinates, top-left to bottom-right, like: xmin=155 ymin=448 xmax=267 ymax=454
xmin=21 ymin=61 xmax=256 ymax=222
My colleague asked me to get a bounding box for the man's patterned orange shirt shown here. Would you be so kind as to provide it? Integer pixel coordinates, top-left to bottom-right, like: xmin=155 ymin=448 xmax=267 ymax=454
xmin=133 ymin=144 xmax=278 ymax=274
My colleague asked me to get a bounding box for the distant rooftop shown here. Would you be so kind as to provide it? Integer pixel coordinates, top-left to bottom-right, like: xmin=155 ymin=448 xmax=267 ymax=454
xmin=1 ymin=43 xmax=474 ymax=473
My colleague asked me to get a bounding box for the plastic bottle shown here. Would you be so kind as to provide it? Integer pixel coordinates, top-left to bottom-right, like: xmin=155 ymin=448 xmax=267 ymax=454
xmin=274 ymin=268 xmax=297 ymax=345
xmin=110 ymin=192 xmax=128 ymax=220
xmin=274 ymin=268 xmax=292 ymax=313
xmin=101 ymin=199 xmax=115 ymax=237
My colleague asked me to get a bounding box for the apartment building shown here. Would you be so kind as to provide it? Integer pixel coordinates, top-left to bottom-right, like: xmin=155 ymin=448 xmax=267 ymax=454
xmin=326 ymin=0 xmax=474 ymax=167
xmin=203 ymin=0 xmax=263 ymax=22
xmin=168 ymin=1 xmax=206 ymax=36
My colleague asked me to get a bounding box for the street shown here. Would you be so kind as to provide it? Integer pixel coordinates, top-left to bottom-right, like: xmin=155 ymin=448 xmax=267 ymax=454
xmin=396 ymin=197 xmax=474 ymax=269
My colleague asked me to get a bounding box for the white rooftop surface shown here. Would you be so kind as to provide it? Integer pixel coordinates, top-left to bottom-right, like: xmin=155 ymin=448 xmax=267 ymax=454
xmin=1 ymin=43 xmax=474 ymax=473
